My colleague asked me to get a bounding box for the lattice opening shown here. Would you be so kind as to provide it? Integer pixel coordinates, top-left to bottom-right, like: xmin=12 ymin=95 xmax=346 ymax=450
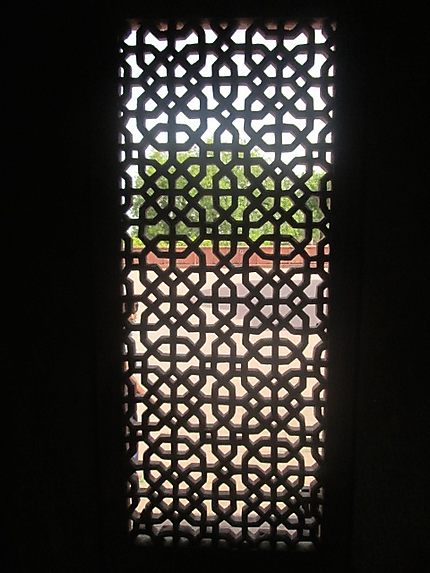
xmin=119 ymin=17 xmax=335 ymax=550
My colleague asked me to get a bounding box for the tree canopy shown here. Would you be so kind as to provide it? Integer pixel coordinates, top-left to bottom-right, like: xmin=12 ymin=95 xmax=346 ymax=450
xmin=126 ymin=145 xmax=328 ymax=248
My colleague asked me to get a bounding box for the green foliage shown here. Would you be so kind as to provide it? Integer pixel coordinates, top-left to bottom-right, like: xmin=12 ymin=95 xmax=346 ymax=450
xmin=127 ymin=145 xmax=327 ymax=248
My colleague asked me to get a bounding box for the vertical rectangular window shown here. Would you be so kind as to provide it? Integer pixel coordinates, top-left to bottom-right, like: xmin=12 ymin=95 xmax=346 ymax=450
xmin=119 ymin=17 xmax=335 ymax=550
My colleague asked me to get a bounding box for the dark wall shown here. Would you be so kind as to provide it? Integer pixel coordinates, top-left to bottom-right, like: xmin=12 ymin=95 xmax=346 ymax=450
xmin=16 ymin=1 xmax=427 ymax=572
xmin=346 ymin=12 xmax=428 ymax=572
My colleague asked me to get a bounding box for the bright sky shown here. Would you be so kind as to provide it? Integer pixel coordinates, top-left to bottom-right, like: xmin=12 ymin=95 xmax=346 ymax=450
xmin=120 ymin=26 xmax=334 ymax=176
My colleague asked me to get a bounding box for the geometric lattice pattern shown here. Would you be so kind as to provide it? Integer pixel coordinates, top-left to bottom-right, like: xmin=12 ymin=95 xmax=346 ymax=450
xmin=119 ymin=18 xmax=335 ymax=550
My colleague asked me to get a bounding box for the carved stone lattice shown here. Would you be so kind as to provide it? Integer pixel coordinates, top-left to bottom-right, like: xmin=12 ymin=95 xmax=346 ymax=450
xmin=119 ymin=18 xmax=335 ymax=550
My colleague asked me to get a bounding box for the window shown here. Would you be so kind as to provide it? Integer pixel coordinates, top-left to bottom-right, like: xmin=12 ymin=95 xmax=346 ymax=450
xmin=118 ymin=16 xmax=336 ymax=553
